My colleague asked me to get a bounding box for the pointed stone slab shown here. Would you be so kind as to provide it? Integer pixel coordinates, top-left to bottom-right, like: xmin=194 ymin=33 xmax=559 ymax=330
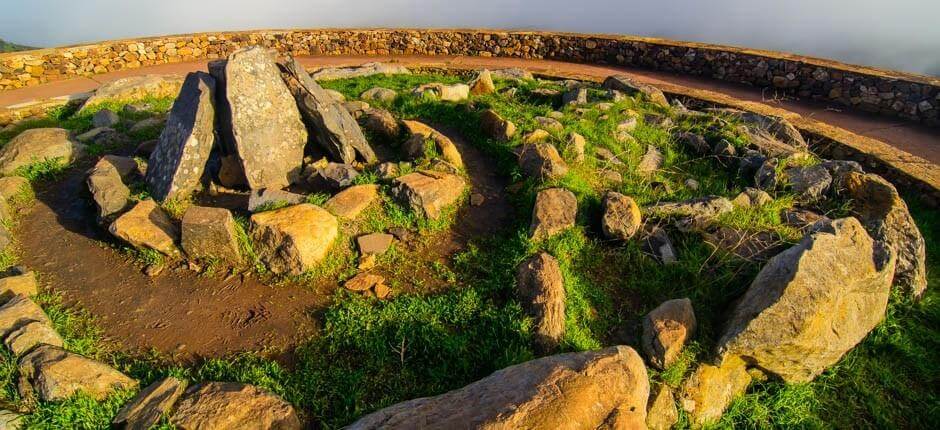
xmin=145 ymin=72 xmax=216 ymax=202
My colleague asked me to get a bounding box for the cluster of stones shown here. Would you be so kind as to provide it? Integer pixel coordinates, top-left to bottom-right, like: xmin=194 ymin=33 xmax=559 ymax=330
xmin=1 ymin=29 xmax=937 ymax=125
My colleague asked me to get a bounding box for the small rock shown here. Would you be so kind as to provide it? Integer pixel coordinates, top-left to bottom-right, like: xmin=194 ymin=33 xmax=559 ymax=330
xmin=129 ymin=117 xmax=166 ymax=134
xmin=344 ymin=273 xmax=385 ymax=291
xmin=518 ymin=143 xmax=568 ymax=180
xmin=820 ymin=159 xmax=863 ymax=192
xmin=388 ymin=227 xmax=412 ymax=242
xmin=247 ymin=188 xmax=306 ymax=212
xmin=392 ymin=171 xmax=467 ymax=219
xmin=731 ymin=187 xmax=773 ymax=208
xmin=5 ymin=320 xmax=63 ymax=356
xmin=181 ymin=206 xmax=242 ymax=264
xmin=0 ymin=295 xmax=52 ymax=339
xmin=562 ymin=87 xmax=588 ymax=105
xmin=637 ymin=145 xmax=664 ymax=175
xmin=781 ymin=208 xmax=830 ymax=232
xmin=323 ymin=184 xmax=380 ymax=219
xmin=470 ymin=193 xmax=485 ymax=206
xmin=565 ymin=133 xmax=586 ymax=163
xmin=311 ymin=162 xmax=359 ymax=191
xmin=109 ymin=200 xmax=179 ymax=256
xmin=170 ymin=382 xmax=300 ymax=430
xmin=684 ymin=178 xmax=700 ymax=190
xmin=0 ymin=271 xmax=38 ymax=301
xmin=617 ymin=117 xmax=638 ymax=133
xmin=786 ymin=165 xmax=832 ymax=201
xmin=676 ymin=132 xmax=710 ymax=156
xmin=361 ymin=108 xmax=400 ymax=140
xmin=712 ymin=139 xmax=737 ymax=163
xmin=594 ymin=147 xmax=624 ymax=165
xmin=401 ymin=120 xmax=464 ymax=169
xmin=19 ymin=344 xmax=138 ymax=401
xmin=603 ymin=75 xmax=670 ymax=107
xmin=0 ymin=409 xmax=23 ymax=429
xmin=754 ymin=159 xmax=779 ymax=190
xmin=250 ymin=204 xmax=339 ymax=275
xmin=374 ymin=283 xmax=392 ymax=299
xmin=647 ymin=385 xmax=679 ymax=430
xmin=516 ymin=252 xmax=566 ymax=350
xmin=469 ymin=69 xmax=496 ymax=95
xmin=360 ymin=87 xmax=398 ymax=103
xmin=601 ymin=191 xmax=642 ymax=241
xmin=113 ymin=377 xmax=186 ymax=430
xmin=414 ymin=83 xmax=470 ymax=102
xmin=92 ymin=109 xmax=121 ymax=128
xmin=534 ymin=116 xmax=564 ymax=132
xmin=343 ymin=100 xmax=371 ymax=118
xmin=680 ymin=356 xmax=751 ymax=426
xmin=601 ymin=170 xmax=623 ymax=184
xmin=547 ymin=111 xmax=565 ymax=120
xmin=646 ymin=196 xmax=734 ymax=220
xmin=521 ymin=129 xmax=551 ymax=145
xmin=0 ymin=176 xmax=29 ymax=200
xmin=490 ymin=68 xmax=534 ymax=82
xmin=123 ymin=102 xmax=153 ymax=115
xmin=642 ymin=298 xmax=697 ymax=369
xmin=529 ymin=188 xmax=577 ymax=240
xmin=87 ymin=157 xmax=131 ymax=223
xmin=375 ymin=162 xmax=400 ymax=180
xmin=643 ymin=227 xmax=678 ymax=265
xmin=357 ymin=233 xmax=394 ymax=255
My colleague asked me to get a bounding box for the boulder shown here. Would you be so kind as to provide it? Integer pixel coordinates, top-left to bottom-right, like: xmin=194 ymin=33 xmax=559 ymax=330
xmin=145 ymin=72 xmax=216 ymax=202
xmin=247 ymin=188 xmax=306 ymax=212
xmin=469 ymin=69 xmax=496 ymax=95
xmin=414 ymin=83 xmax=470 ymax=102
xmin=80 ymin=75 xmax=184 ymax=111
xmin=401 ymin=121 xmax=464 ymax=169
xmin=250 ymin=204 xmax=338 ymax=275
xmin=5 ymin=320 xmax=63 ymax=356
xmin=281 ymin=57 xmax=376 ymax=164
xmin=360 ymin=87 xmax=398 ymax=103
xmin=518 ymin=143 xmax=568 ymax=180
xmin=562 ymin=87 xmax=588 ymax=105
xmin=0 ymin=295 xmax=51 ymax=339
xmin=361 ymin=108 xmax=400 ymax=140
xmin=109 ymin=200 xmax=180 ymax=256
xmin=0 ymin=271 xmax=38 ymax=300
xmin=680 ymin=356 xmax=751 ymax=426
xmin=87 ymin=157 xmax=131 ymax=223
xmin=565 ymin=133 xmax=586 ymax=163
xmin=717 ymin=218 xmax=896 ymax=382
xmin=210 ymin=47 xmax=307 ymax=190
xmin=310 ymin=162 xmax=359 ymax=191
xmin=392 ymin=171 xmax=467 ymax=219
xmin=113 ymin=377 xmax=186 ymax=430
xmin=18 ymin=344 xmax=137 ymax=401
xmin=646 ymin=196 xmax=733 ymax=220
xmin=171 ymin=382 xmax=301 ymax=430
xmin=480 ymin=109 xmax=516 ymax=142
xmin=844 ymin=172 xmax=927 ymax=298
xmin=516 ymin=252 xmax=566 ymax=350
xmin=786 ymin=165 xmax=832 ymax=201
xmin=181 ymin=206 xmax=242 ymax=264
xmin=601 ymin=191 xmax=642 ymax=241
xmin=92 ymin=109 xmax=120 ymax=128
xmin=311 ymin=62 xmax=410 ymax=81
xmin=529 ymin=188 xmax=577 ymax=240
xmin=348 ymin=346 xmax=649 ymax=430
xmin=603 ymin=75 xmax=669 ymax=107
xmin=642 ymin=298 xmax=696 ymax=370
xmin=323 ymin=184 xmax=380 ymax=219
xmin=647 ymin=385 xmax=679 ymax=430
xmin=637 ymin=144 xmax=664 ymax=175
xmin=0 ymin=128 xmax=85 ymax=175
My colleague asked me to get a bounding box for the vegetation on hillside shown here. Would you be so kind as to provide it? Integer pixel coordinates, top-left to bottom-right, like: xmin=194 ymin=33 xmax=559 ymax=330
xmin=0 ymin=38 xmax=36 ymax=53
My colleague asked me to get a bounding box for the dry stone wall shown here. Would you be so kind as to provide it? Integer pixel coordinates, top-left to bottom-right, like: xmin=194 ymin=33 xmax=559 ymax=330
xmin=1 ymin=29 xmax=938 ymax=125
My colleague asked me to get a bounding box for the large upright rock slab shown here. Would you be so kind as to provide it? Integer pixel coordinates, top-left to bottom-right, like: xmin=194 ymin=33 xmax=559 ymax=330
xmin=603 ymin=75 xmax=669 ymax=107
xmin=0 ymin=128 xmax=85 ymax=176
xmin=516 ymin=252 xmax=566 ymax=350
xmin=281 ymin=57 xmax=376 ymax=164
xmin=18 ymin=344 xmax=138 ymax=401
xmin=392 ymin=171 xmax=467 ymax=220
xmin=210 ymin=47 xmax=308 ymax=190
xmin=844 ymin=172 xmax=927 ymax=298
xmin=171 ymin=382 xmax=301 ymax=430
xmin=348 ymin=346 xmax=649 ymax=430
xmin=145 ymin=72 xmax=216 ymax=202
xmin=717 ymin=218 xmax=896 ymax=383
xmin=250 ymin=204 xmax=338 ymax=275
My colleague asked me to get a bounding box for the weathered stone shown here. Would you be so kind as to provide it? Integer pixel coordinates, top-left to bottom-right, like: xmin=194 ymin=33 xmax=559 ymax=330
xmin=80 ymin=75 xmax=184 ymax=111
xmin=0 ymin=409 xmax=23 ymax=429
xmin=781 ymin=208 xmax=830 ymax=232
xmin=307 ymin=162 xmax=358 ymax=192
xmin=642 ymin=298 xmax=697 ymax=370
xmin=113 ymin=377 xmax=186 ymax=430
xmin=392 ymin=171 xmax=467 ymax=219
xmin=562 ymin=87 xmax=588 ymax=105
xmin=92 ymin=109 xmax=120 ymax=128
xmin=565 ymin=132 xmax=586 ymax=163
xmin=360 ymin=87 xmax=398 ymax=103
xmin=311 ymin=62 xmax=410 ymax=81
xmin=518 ymin=143 xmax=568 ymax=180
xmin=5 ymin=320 xmax=63 ymax=356
xmin=704 ymin=227 xmax=787 ymax=261
xmin=0 ymin=128 xmax=84 ymax=175
xmin=646 ymin=196 xmax=733 ymax=220
xmin=375 ymin=162 xmax=400 ymax=180
xmin=480 ymin=109 xmax=516 ymax=142
xmin=342 ymin=100 xmax=371 ymax=118
xmin=361 ymin=108 xmax=400 ymax=140
xmin=324 ymin=89 xmax=346 ymax=102
xmin=469 ymin=69 xmax=496 ymax=95
xmin=210 ymin=47 xmax=307 ymax=190
xmin=603 ymin=75 xmax=669 ymax=107
xmin=820 ymin=159 xmax=863 ymax=192
xmin=786 ymin=164 xmax=832 ymax=201
xmin=594 ymin=147 xmax=625 ymax=165
xmin=637 ymin=144 xmax=664 ymax=175
xmin=529 ymin=188 xmax=577 ymax=240
xmin=145 ymin=72 xmax=216 ymax=202
xmin=647 ymin=384 xmax=679 ymax=430
xmin=712 ymin=139 xmax=737 ymax=163
xmin=718 ymin=218 xmax=896 ymax=382
xmin=18 ymin=344 xmax=137 ymax=401
xmin=617 ymin=117 xmax=639 ymax=134
xmin=181 ymin=206 xmax=242 ymax=263
xmin=490 ymin=68 xmax=534 ymax=82
xmin=680 ymin=356 xmax=751 ymax=426
xmin=250 ymin=204 xmax=338 ymax=275
xmin=516 ymin=252 xmax=566 ymax=350
xmin=0 ymin=271 xmax=38 ymax=301
xmin=844 ymin=172 xmax=927 ymax=298
xmin=171 ymin=382 xmax=301 ymax=430
xmin=401 ymin=120 xmax=464 ymax=169
xmin=87 ymin=157 xmax=131 ymax=223
xmin=323 ymin=184 xmax=380 ymax=219
xmin=754 ymin=159 xmax=779 ymax=190
xmin=247 ymin=188 xmax=306 ymax=212
xmin=348 ymin=346 xmax=649 ymax=430
xmin=547 ymin=111 xmax=565 ymax=120
xmin=109 ymin=200 xmax=179 ymax=255
xmin=100 ymin=155 xmax=138 ymax=180
xmin=0 ymin=226 xmax=10 ymax=254
xmin=281 ymin=57 xmax=376 ymax=164
xmin=731 ymin=187 xmax=773 ymax=208
xmin=357 ymin=233 xmax=394 ymax=255
xmin=216 ymin=154 xmax=247 ymax=188
xmin=521 ymin=129 xmax=551 ymax=144
xmin=644 ymin=226 xmax=678 ymax=265
xmin=534 ymin=116 xmax=564 ymax=132
xmin=344 ymin=273 xmax=385 ymax=292
xmin=123 ymin=102 xmax=153 ymax=115
xmin=676 ymin=132 xmax=710 ymax=156
xmin=128 ymin=117 xmax=166 ymax=134
xmin=601 ymin=191 xmax=642 ymax=241
xmin=414 ymin=83 xmax=470 ymax=102
xmin=0 ymin=295 xmax=51 ymax=339
xmin=0 ymin=176 xmax=29 ymax=201
xmin=715 ymin=109 xmax=807 ymax=150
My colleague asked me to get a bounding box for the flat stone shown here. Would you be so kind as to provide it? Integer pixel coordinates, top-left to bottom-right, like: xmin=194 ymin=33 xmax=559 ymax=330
xmin=109 ymin=200 xmax=179 ymax=256
xmin=529 ymin=188 xmax=577 ymax=240
xmin=250 ymin=204 xmax=339 ymax=275
xmin=113 ymin=377 xmax=187 ymax=430
xmin=247 ymin=188 xmax=306 ymax=212
xmin=357 ymin=233 xmax=394 ymax=255
xmin=311 ymin=62 xmax=410 ymax=81
xmin=0 ymin=271 xmax=38 ymax=301
xmin=344 ymin=273 xmax=385 ymax=292
xmin=731 ymin=187 xmax=773 ymax=208
xmin=516 ymin=252 xmax=566 ymax=350
xmin=0 ymin=128 xmax=85 ymax=176
xmin=601 ymin=191 xmax=642 ymax=241
xmin=18 ymin=344 xmax=138 ymax=401
xmin=323 ymin=184 xmax=380 ymax=219
xmin=181 ymin=206 xmax=242 ymax=264
xmin=145 ymin=71 xmax=216 ymax=202
xmin=392 ymin=171 xmax=467 ymax=220
xmin=171 ymin=382 xmax=301 ymax=430
xmin=642 ymin=298 xmax=696 ymax=370
xmin=4 ymin=319 xmax=63 ymax=356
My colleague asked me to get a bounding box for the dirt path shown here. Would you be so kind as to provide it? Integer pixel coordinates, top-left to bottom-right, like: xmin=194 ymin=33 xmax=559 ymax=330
xmin=13 ymin=127 xmax=512 ymax=361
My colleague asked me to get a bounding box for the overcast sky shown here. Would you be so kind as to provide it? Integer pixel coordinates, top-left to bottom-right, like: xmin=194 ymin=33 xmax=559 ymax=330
xmin=2 ymin=0 xmax=938 ymax=76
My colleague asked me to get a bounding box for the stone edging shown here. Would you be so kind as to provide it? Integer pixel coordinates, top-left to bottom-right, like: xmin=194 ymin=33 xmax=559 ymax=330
xmin=0 ymin=29 xmax=938 ymax=126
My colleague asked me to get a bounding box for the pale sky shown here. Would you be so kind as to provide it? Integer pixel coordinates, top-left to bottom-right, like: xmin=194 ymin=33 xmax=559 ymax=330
xmin=2 ymin=0 xmax=939 ymax=76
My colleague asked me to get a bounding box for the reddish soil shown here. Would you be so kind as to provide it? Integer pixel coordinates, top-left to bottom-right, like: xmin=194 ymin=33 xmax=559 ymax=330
xmin=14 ymin=126 xmax=512 ymax=361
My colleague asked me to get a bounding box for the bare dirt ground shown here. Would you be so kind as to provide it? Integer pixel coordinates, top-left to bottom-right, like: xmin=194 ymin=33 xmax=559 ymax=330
xmin=14 ymin=126 xmax=512 ymax=361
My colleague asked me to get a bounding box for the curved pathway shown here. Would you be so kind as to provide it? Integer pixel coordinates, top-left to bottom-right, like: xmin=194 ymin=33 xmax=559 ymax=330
xmin=2 ymin=55 xmax=938 ymax=165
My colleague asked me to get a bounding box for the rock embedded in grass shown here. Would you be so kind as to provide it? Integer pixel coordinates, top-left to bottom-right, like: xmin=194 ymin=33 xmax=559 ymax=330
xmin=413 ymin=83 xmax=470 ymax=102
xmin=646 ymin=196 xmax=734 ymax=220
xmin=565 ymin=132 xmax=586 ymax=163
xmin=643 ymin=226 xmax=678 ymax=265
xmin=642 ymin=298 xmax=696 ymax=370
xmin=562 ymin=87 xmax=588 ymax=105
xmin=647 ymin=384 xmax=679 ymax=430
xmin=348 ymin=346 xmax=649 ymax=429
xmin=128 ymin=117 xmax=166 ymax=134
xmin=357 ymin=233 xmax=394 ymax=255
xmin=171 ymin=382 xmax=301 ymax=430
xmin=79 ymin=75 xmax=184 ymax=112
xmin=480 ymin=109 xmax=516 ymax=142
xmin=361 ymin=108 xmax=401 ymax=141
xmin=323 ymin=184 xmax=380 ymax=219
xmin=92 ymin=109 xmax=120 ymax=128
xmin=676 ymin=132 xmax=710 ymax=156
xmin=360 ymin=87 xmax=398 ymax=103
xmin=517 ymin=143 xmax=568 ymax=180
xmin=18 ymin=344 xmax=138 ymax=401
xmin=247 ymin=188 xmax=306 ymax=212
xmin=594 ymin=147 xmax=624 ymax=166
xmin=5 ymin=319 xmax=63 ymax=356
xmin=637 ymin=144 xmax=664 ymax=175
xmin=109 ymin=199 xmax=180 ymax=256
xmin=603 ymin=75 xmax=669 ymax=107
xmin=731 ymin=187 xmax=773 ymax=208
xmin=534 ymin=116 xmax=564 ymax=132
xmin=521 ymin=129 xmax=551 ymax=145
xmin=401 ymin=120 xmax=464 ymax=169
xmin=250 ymin=203 xmax=339 ymax=275
xmin=392 ymin=171 xmax=467 ymax=220
xmin=469 ymin=69 xmax=496 ymax=95
xmin=0 ymin=176 xmax=29 ymax=200
xmin=786 ymin=164 xmax=832 ymax=201
xmin=0 ymin=128 xmax=85 ymax=176
xmin=529 ymin=188 xmax=577 ymax=241
xmin=181 ymin=206 xmax=242 ymax=264
xmin=680 ymin=355 xmax=751 ymax=426
xmin=311 ymin=62 xmax=410 ymax=81
xmin=601 ymin=191 xmax=642 ymax=241
xmin=113 ymin=377 xmax=187 ymax=430
xmin=309 ymin=162 xmax=359 ymax=191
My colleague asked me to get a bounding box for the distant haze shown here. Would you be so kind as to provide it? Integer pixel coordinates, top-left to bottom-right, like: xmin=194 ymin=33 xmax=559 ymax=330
xmin=2 ymin=0 xmax=938 ymax=76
